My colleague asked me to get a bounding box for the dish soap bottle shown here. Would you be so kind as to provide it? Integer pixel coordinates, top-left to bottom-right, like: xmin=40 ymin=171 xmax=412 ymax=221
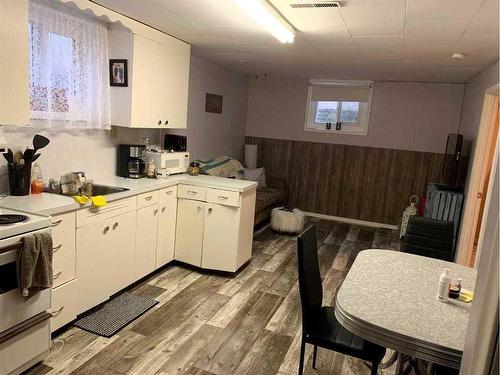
xmin=30 ymin=163 xmax=44 ymax=194
xmin=437 ymin=268 xmax=451 ymax=302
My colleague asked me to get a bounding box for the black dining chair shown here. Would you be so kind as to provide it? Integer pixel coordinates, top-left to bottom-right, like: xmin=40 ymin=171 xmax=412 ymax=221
xmin=297 ymin=224 xmax=386 ymax=375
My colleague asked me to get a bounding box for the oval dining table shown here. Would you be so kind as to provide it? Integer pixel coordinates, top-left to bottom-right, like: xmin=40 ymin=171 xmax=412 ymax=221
xmin=334 ymin=249 xmax=477 ymax=374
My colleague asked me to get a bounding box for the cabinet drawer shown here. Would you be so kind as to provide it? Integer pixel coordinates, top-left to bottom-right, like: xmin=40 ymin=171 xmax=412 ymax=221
xmin=76 ymin=196 xmax=137 ymax=227
xmin=178 ymin=185 xmax=207 ymax=201
xmin=159 ymin=186 xmax=177 ymax=200
xmin=52 ymin=253 xmax=76 ymax=288
xmin=50 ymin=279 xmax=78 ymax=332
xmin=137 ymin=190 xmax=160 ymax=208
xmin=51 ymin=211 xmax=76 ymax=259
xmin=207 ymin=189 xmax=240 ymax=207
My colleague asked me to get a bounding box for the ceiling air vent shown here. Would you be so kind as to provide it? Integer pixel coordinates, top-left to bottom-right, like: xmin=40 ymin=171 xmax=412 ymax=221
xmin=290 ymin=1 xmax=341 ymax=8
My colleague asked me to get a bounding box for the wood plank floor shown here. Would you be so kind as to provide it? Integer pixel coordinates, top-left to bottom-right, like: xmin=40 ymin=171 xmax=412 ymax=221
xmin=25 ymin=218 xmax=400 ymax=375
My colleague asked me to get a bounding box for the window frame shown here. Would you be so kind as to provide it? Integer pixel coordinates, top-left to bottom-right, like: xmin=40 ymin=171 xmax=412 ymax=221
xmin=304 ymin=79 xmax=374 ymax=136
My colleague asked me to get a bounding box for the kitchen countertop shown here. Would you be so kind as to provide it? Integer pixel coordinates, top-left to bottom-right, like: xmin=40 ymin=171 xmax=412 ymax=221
xmin=0 ymin=174 xmax=258 ymax=216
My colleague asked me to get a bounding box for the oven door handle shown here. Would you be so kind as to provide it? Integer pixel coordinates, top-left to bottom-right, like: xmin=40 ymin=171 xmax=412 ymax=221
xmin=0 ymin=245 xmax=21 ymax=266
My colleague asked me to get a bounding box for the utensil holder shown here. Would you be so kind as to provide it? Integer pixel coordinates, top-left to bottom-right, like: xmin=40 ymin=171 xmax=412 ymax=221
xmin=8 ymin=163 xmax=32 ymax=196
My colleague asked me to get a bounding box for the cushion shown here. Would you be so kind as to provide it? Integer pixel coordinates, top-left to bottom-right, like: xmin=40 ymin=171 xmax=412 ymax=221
xmin=244 ymin=168 xmax=267 ymax=187
xmin=194 ymin=157 xmax=244 ymax=179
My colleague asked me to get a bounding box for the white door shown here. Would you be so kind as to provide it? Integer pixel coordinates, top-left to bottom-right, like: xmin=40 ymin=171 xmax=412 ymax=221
xmin=202 ymin=203 xmax=239 ymax=272
xmin=135 ymin=204 xmax=159 ymax=279
xmin=156 ymin=195 xmax=177 ymax=268
xmin=175 ymin=199 xmax=205 ymax=267
xmin=76 ymin=218 xmax=114 ymax=312
xmin=108 ymin=210 xmax=137 ymax=293
xmin=130 ymin=34 xmax=154 ymax=127
xmin=158 ymin=39 xmax=190 ymax=129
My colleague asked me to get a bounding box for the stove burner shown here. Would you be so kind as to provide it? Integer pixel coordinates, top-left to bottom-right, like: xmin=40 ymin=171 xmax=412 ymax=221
xmin=0 ymin=214 xmax=30 ymax=225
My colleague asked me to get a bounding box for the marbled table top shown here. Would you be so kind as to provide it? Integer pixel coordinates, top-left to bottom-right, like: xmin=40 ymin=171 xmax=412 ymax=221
xmin=336 ymin=250 xmax=477 ymax=354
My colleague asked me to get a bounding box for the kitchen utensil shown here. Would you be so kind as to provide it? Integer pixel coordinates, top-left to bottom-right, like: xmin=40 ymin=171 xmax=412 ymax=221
xmin=33 ymin=134 xmax=50 ymax=153
xmin=2 ymin=149 xmax=13 ymax=164
xmin=23 ymin=148 xmax=35 ymax=162
xmin=14 ymin=151 xmax=23 ymax=165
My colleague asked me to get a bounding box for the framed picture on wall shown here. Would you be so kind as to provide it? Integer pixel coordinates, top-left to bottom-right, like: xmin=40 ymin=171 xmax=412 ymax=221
xmin=205 ymin=93 xmax=223 ymax=113
xmin=109 ymin=59 xmax=128 ymax=87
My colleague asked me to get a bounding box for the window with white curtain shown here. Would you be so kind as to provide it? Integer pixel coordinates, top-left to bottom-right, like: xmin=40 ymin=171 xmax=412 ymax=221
xmin=305 ymin=80 xmax=373 ymax=135
xmin=28 ymin=0 xmax=111 ymax=129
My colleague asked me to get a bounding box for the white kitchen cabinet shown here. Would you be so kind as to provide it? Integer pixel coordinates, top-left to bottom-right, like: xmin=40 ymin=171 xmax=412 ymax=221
xmin=202 ymin=203 xmax=239 ymax=271
xmin=156 ymin=187 xmax=177 ymax=268
xmin=175 ymin=199 xmax=205 ymax=267
xmin=112 ymin=32 xmax=190 ymax=129
xmin=0 ymin=0 xmax=29 ymax=126
xmin=50 ymin=279 xmax=78 ymax=333
xmin=175 ymin=186 xmax=256 ymax=272
xmin=76 ymin=210 xmax=136 ymax=312
xmin=135 ymin=204 xmax=159 ymax=279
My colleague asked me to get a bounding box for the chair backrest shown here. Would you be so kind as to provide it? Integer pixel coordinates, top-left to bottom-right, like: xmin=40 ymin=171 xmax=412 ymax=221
xmin=402 ymin=216 xmax=455 ymax=261
xmin=297 ymin=224 xmax=323 ymax=332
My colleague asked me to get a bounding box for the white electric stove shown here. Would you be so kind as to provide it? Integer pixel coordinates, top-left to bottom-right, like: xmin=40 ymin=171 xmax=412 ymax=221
xmin=0 ymin=207 xmax=52 ymax=375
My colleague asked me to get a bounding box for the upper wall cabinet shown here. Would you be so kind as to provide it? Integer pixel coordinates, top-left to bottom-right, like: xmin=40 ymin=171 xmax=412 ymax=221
xmin=110 ymin=30 xmax=190 ymax=129
xmin=0 ymin=0 xmax=29 ymax=126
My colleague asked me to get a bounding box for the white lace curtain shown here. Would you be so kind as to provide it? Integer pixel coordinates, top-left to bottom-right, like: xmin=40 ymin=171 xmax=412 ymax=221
xmin=28 ymin=0 xmax=111 ymax=129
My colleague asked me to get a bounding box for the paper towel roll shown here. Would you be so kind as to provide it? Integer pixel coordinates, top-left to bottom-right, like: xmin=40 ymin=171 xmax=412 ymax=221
xmin=244 ymin=144 xmax=258 ymax=169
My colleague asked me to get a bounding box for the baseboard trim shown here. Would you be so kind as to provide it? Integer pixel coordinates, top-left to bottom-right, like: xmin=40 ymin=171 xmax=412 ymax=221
xmin=303 ymin=211 xmax=399 ymax=231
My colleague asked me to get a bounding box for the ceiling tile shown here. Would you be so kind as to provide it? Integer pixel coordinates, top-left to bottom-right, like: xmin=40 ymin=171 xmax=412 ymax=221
xmin=340 ymin=0 xmax=405 ymax=36
xmin=353 ymin=36 xmax=403 ymax=52
xmin=301 ymin=23 xmax=354 ymax=46
xmin=405 ymin=21 xmax=469 ymax=45
xmin=407 ymin=0 xmax=485 ymax=22
xmin=467 ymin=0 xmax=500 ymax=34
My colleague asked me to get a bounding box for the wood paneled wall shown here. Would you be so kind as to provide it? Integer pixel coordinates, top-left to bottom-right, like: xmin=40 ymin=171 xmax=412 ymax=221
xmin=246 ymin=136 xmax=449 ymax=225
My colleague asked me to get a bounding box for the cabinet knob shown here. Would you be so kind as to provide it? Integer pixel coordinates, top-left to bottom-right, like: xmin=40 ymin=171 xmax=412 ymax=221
xmin=162 ymin=206 xmax=166 ymax=213
xmin=154 ymin=209 xmax=159 ymax=215
xmin=165 ymin=120 xmax=169 ymax=125
xmin=158 ymin=120 xmax=162 ymax=125
xmin=53 ymin=244 xmax=63 ymax=253
xmin=53 ymin=271 xmax=62 ymax=279
xmin=51 ymin=219 xmax=63 ymax=227
xmin=103 ymin=226 xmax=110 ymax=234
xmin=197 ymin=206 xmax=202 ymax=212
xmin=208 ymin=207 xmax=213 ymax=214
xmin=113 ymin=222 xmax=119 ymax=230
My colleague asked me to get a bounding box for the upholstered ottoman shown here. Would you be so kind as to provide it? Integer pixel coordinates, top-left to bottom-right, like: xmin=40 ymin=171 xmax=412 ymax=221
xmin=270 ymin=207 xmax=305 ymax=234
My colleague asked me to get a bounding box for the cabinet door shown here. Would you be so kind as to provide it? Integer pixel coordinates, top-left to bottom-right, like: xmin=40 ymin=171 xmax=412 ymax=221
xmin=156 ymin=195 xmax=177 ymax=268
xmin=0 ymin=0 xmax=29 ymax=126
xmin=76 ymin=218 xmax=114 ymax=312
xmin=202 ymin=203 xmax=240 ymax=272
xmin=156 ymin=40 xmax=190 ymax=129
xmin=175 ymin=199 xmax=205 ymax=267
xmin=130 ymin=34 xmax=155 ymax=127
xmin=109 ymin=210 xmax=137 ymax=293
xmin=135 ymin=204 xmax=159 ymax=279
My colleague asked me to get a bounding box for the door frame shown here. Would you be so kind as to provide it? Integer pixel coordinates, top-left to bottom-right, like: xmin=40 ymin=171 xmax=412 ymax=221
xmin=456 ymin=84 xmax=499 ymax=266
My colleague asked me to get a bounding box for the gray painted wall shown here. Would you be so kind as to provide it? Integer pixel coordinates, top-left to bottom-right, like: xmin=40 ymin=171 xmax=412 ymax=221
xmin=167 ymin=55 xmax=249 ymax=161
xmin=245 ymin=77 xmax=465 ymax=154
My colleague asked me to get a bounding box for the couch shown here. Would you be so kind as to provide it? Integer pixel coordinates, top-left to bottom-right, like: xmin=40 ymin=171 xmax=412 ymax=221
xmin=194 ymin=156 xmax=288 ymax=226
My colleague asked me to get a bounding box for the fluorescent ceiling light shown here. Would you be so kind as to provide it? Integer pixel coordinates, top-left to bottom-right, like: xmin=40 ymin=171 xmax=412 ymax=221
xmin=234 ymin=0 xmax=295 ymax=43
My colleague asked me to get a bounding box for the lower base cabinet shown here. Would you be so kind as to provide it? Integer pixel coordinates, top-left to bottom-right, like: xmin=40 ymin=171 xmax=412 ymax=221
xmin=156 ymin=193 xmax=177 ymax=268
xmin=135 ymin=205 xmax=159 ymax=279
xmin=175 ymin=199 xmax=205 ymax=267
xmin=76 ymin=210 xmax=136 ymax=312
xmin=175 ymin=186 xmax=256 ymax=272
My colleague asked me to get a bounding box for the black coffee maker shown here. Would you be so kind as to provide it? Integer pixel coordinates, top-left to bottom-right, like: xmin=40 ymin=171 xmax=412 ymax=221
xmin=117 ymin=144 xmax=146 ymax=178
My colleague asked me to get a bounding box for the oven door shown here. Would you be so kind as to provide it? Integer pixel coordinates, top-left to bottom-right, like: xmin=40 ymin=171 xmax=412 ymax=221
xmin=0 ymin=228 xmax=52 ymax=333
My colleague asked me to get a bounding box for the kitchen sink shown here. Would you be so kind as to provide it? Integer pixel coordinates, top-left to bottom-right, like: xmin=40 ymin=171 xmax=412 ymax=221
xmin=90 ymin=184 xmax=129 ymax=196
xmin=45 ymin=183 xmax=129 ymax=196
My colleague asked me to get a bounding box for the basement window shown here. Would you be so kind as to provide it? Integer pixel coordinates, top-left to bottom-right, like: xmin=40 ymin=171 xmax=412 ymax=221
xmin=305 ymin=80 xmax=373 ymax=136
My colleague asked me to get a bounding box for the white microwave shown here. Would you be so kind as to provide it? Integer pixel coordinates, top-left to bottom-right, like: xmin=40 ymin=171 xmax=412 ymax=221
xmin=145 ymin=151 xmax=190 ymax=176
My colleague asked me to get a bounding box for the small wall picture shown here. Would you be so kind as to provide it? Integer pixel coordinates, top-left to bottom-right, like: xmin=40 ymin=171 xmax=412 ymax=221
xmin=205 ymin=93 xmax=223 ymax=114
xmin=110 ymin=59 xmax=128 ymax=87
